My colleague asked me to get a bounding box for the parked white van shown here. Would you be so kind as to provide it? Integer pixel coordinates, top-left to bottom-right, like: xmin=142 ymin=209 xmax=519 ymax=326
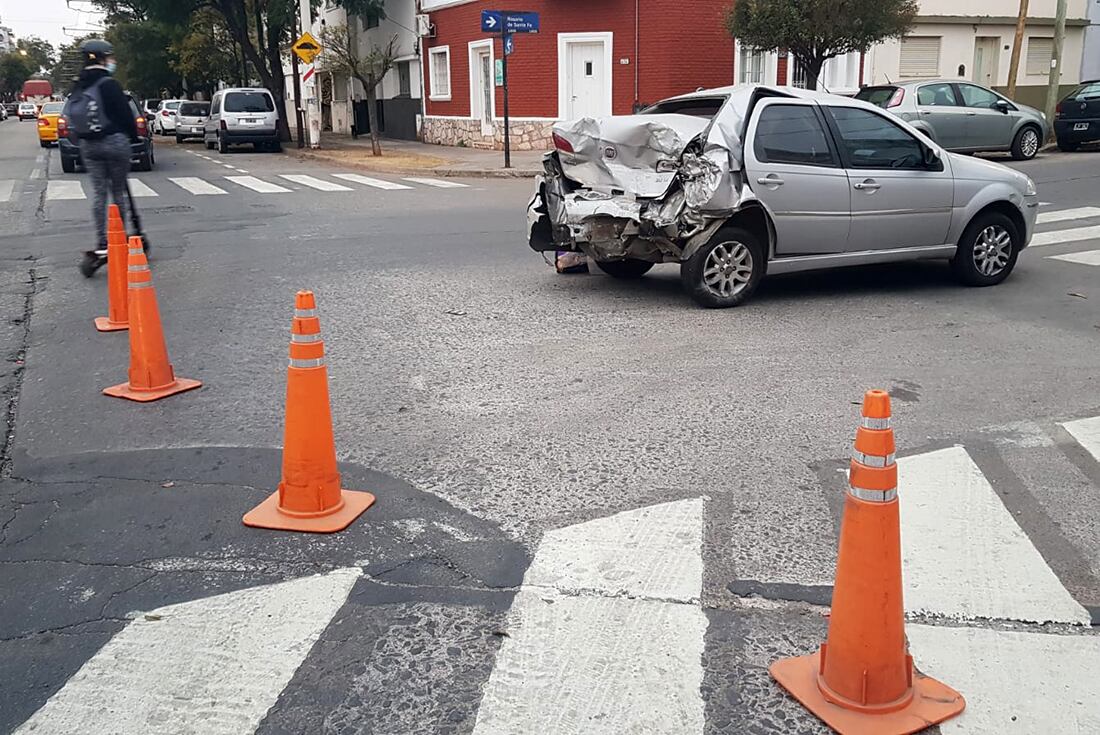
xmin=204 ymin=88 xmax=281 ymax=153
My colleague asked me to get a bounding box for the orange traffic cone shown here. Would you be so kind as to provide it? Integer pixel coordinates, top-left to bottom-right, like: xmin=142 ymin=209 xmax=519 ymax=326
xmin=102 ymin=238 xmax=202 ymax=402
xmin=769 ymin=390 xmax=965 ymax=735
xmin=242 ymin=291 xmax=375 ymax=533
xmin=94 ymin=204 xmax=129 ymax=332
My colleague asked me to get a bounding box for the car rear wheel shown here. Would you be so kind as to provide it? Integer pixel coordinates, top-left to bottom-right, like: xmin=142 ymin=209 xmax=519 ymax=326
xmin=61 ymin=156 xmax=76 ymax=174
xmin=952 ymin=212 xmax=1020 ymax=286
xmin=595 ymin=258 xmax=654 ymax=279
xmin=1057 ymin=139 xmax=1080 ymax=152
xmin=136 ymin=151 xmax=152 ymax=172
xmin=39 ymin=140 xmax=50 ymax=148
xmin=681 ymin=226 xmax=765 ymax=308
xmin=175 ymin=135 xmax=184 ymax=144
xmin=1011 ymin=126 xmax=1041 ymax=160
xmin=217 ymin=133 xmax=228 ymax=154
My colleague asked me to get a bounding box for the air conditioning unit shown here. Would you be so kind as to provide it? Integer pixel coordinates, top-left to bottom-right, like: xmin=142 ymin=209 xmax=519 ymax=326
xmin=415 ymin=14 xmax=436 ymax=38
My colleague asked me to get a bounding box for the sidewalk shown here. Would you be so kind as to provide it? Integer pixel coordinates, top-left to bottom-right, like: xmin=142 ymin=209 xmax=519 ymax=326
xmin=283 ymin=134 xmax=546 ymax=179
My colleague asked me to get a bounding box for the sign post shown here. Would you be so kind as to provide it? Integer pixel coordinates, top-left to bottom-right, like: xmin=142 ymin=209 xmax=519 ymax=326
xmin=480 ymin=10 xmax=540 ymax=169
xmin=294 ymin=1 xmax=323 ymax=149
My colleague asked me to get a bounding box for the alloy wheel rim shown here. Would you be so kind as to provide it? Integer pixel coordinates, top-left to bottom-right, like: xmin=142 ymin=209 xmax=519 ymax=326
xmin=1022 ymin=130 xmax=1039 ymax=158
xmin=703 ymin=241 xmax=753 ymax=298
xmin=972 ymin=225 xmax=1012 ymax=276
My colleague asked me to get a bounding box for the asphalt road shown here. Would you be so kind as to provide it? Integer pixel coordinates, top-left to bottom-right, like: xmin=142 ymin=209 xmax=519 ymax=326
xmin=1 ymin=119 xmax=1099 ymax=734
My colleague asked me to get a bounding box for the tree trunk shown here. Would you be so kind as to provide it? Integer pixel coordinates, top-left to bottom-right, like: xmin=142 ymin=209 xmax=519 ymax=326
xmin=215 ymin=0 xmax=289 ymax=140
xmin=264 ymin=22 xmax=291 ymax=142
xmin=365 ymin=74 xmax=382 ymax=156
xmin=804 ymin=58 xmax=825 ymax=91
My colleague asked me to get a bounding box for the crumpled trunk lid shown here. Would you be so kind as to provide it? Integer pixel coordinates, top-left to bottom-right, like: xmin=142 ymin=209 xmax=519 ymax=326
xmin=553 ymin=115 xmax=711 ymax=198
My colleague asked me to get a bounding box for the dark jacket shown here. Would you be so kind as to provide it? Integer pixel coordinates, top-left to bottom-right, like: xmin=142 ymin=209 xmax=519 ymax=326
xmin=71 ymin=67 xmax=138 ymax=141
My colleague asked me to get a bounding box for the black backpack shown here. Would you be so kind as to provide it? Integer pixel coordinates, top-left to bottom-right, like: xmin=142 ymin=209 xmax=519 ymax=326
xmin=68 ymin=77 xmax=109 ymax=138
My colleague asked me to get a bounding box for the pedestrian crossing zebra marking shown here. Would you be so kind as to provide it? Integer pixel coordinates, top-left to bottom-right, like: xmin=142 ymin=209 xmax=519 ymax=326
xmin=128 ymin=180 xmax=159 ymax=197
xmin=1063 ymin=416 xmax=1100 ymax=464
xmin=402 ymin=177 xmax=469 ymax=189
xmin=1030 ymin=225 xmax=1100 ymax=248
xmin=1036 ymin=206 xmax=1100 ymax=225
xmin=0 ymin=180 xmax=14 ymax=203
xmin=168 ymin=177 xmax=227 ymax=195
xmin=332 ymin=173 xmax=413 ymax=190
xmin=279 ymin=174 xmax=353 ymax=192
xmin=1048 ymin=249 xmax=1100 ymax=266
xmin=225 ymin=176 xmax=291 ymax=194
xmin=45 ymin=180 xmax=85 ymax=200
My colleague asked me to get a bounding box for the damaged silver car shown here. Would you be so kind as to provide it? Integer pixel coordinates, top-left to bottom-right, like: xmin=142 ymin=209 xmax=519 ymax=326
xmin=527 ymin=85 xmax=1039 ymax=308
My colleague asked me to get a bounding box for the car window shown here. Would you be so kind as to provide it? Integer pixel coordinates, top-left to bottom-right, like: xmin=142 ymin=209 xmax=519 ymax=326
xmin=165 ymin=101 xmax=181 ymax=111
xmin=224 ymin=92 xmax=274 ymax=113
xmin=854 ymin=87 xmax=899 ymax=109
xmin=753 ymin=104 xmax=836 ymax=166
xmin=210 ymin=95 xmax=221 ymax=113
xmin=916 ymin=83 xmax=958 ymax=107
xmin=179 ymin=102 xmax=210 ymax=116
xmin=1067 ymin=82 xmax=1100 ymax=100
xmin=41 ymin=102 xmax=64 ymax=114
xmin=826 ymin=106 xmax=928 ymax=170
xmin=128 ymin=98 xmax=140 ymax=116
xmin=640 ymin=96 xmax=726 ymax=119
xmin=957 ymin=84 xmax=1002 ymax=110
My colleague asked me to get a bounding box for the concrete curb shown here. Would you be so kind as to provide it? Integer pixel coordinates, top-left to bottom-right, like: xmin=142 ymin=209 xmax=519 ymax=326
xmin=283 ymin=148 xmax=541 ymax=180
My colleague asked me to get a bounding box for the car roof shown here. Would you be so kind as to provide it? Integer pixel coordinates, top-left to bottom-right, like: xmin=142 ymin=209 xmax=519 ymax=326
xmin=219 ymin=88 xmax=273 ymax=94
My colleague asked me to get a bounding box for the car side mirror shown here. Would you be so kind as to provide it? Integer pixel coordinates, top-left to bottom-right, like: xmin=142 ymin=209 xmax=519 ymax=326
xmin=923 ymin=145 xmax=941 ymax=168
xmin=994 ymin=100 xmax=1010 ymax=114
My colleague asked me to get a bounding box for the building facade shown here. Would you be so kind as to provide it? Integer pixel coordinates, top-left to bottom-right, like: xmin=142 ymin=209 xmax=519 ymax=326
xmin=867 ymin=0 xmax=1091 ymax=108
xmin=0 ymin=23 xmax=15 ymax=56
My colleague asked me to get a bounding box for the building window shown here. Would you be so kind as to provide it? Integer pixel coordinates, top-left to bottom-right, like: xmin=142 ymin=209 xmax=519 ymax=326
xmin=899 ymin=36 xmax=942 ymax=78
xmin=363 ymin=14 xmax=380 ymax=30
xmin=1026 ymin=37 xmax=1053 ymax=76
xmin=333 ymin=73 xmax=347 ymax=102
xmin=429 ymin=46 xmax=451 ymax=100
xmin=398 ymin=61 xmax=412 ymax=97
xmin=791 ymin=58 xmax=808 ymax=89
xmin=739 ymin=45 xmax=765 ymax=84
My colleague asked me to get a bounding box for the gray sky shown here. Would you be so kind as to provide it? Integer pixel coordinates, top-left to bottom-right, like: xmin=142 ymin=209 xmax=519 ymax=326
xmin=0 ymin=0 xmax=106 ymax=50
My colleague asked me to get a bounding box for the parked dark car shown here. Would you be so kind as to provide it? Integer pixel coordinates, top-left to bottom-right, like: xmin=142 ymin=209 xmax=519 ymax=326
xmin=58 ymin=94 xmax=155 ymax=173
xmin=1054 ymin=80 xmax=1100 ymax=151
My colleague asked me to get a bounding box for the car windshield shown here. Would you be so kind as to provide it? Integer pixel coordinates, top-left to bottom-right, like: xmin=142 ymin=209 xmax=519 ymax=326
xmin=41 ymin=102 xmax=64 ymax=114
xmin=854 ymin=87 xmax=899 ymax=108
xmin=1068 ymin=82 xmax=1100 ymax=100
xmin=20 ymin=104 xmax=35 ymax=110
xmin=224 ymin=92 xmax=274 ymax=113
xmin=179 ymin=102 xmax=210 ymax=116
xmin=640 ymin=96 xmax=725 ymax=119
xmin=165 ymin=101 xmax=181 ymax=110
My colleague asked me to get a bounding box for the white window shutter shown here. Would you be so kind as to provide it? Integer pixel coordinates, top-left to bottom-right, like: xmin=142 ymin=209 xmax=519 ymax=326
xmin=1025 ymin=38 xmax=1053 ymax=76
xmin=900 ymin=37 xmax=941 ymax=78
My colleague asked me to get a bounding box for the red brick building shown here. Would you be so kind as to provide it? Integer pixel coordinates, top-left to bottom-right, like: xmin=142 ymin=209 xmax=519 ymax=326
xmin=419 ymin=0 xmax=737 ymax=149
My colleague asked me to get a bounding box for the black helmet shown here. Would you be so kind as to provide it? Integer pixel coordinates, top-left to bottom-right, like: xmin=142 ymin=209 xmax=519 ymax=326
xmin=80 ymin=39 xmax=114 ymax=66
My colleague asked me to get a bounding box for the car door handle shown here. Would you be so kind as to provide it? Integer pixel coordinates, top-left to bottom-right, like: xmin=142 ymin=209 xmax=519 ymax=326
xmin=757 ymin=174 xmax=785 ymax=186
xmin=853 ymin=180 xmax=880 ymax=191
xmin=966 ymin=111 xmax=977 ymax=116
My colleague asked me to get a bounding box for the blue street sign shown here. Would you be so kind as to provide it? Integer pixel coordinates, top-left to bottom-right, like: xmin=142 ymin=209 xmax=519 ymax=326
xmin=481 ymin=10 xmax=540 ymax=34
xmin=504 ymin=33 xmax=514 ymax=56
xmin=481 ymin=11 xmax=503 ymax=32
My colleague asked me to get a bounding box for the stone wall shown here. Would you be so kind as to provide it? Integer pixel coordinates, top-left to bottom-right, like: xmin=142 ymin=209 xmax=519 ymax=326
xmin=421 ymin=116 xmax=554 ymax=151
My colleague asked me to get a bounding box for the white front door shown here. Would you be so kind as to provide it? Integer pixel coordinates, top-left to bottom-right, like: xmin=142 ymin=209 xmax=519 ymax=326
xmin=565 ymin=41 xmax=608 ymax=119
xmin=973 ymin=37 xmax=1000 ymax=87
xmin=474 ymin=48 xmax=493 ymax=136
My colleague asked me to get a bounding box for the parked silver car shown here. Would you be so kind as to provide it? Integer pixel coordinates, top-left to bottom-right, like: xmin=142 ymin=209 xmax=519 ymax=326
xmin=528 ymin=85 xmax=1039 ymax=308
xmin=855 ymin=80 xmax=1048 ymax=160
xmin=204 ymin=87 xmax=281 ymax=153
xmin=175 ymin=100 xmax=210 ymax=143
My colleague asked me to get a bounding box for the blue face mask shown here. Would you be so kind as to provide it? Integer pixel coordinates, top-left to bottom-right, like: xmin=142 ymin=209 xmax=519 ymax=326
xmin=106 ymin=61 xmax=117 ymax=74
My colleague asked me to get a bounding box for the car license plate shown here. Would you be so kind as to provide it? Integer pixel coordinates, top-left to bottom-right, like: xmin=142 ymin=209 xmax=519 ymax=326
xmin=1074 ymin=122 xmax=1089 ymax=131
xmin=192 ymin=126 xmax=202 ymax=132
xmin=243 ymin=118 xmax=259 ymax=124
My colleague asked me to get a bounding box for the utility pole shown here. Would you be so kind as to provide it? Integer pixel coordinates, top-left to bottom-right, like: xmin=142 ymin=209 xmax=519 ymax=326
xmin=292 ymin=46 xmax=305 ymax=149
xmin=1007 ymin=0 xmax=1029 ymax=99
xmin=1043 ymin=0 xmax=1068 ymax=141
xmin=298 ymin=0 xmax=320 ymax=148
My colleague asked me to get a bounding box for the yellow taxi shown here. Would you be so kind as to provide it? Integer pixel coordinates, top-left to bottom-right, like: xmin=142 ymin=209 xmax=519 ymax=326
xmin=37 ymin=101 xmax=65 ymax=148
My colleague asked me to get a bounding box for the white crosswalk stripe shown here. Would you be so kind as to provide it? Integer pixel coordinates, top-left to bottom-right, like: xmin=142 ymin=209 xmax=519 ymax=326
xmin=0 ymin=180 xmax=15 ymax=203
xmin=1048 ymin=249 xmax=1100 ymax=266
xmin=15 ymin=569 xmax=361 ymax=735
xmin=332 ymin=173 xmax=413 ymax=190
xmin=1063 ymin=416 xmax=1100 ymax=464
xmin=279 ymin=174 xmax=353 ymax=192
xmin=46 ymin=180 xmax=85 ymax=200
xmin=1029 ymin=225 xmax=1100 ymax=248
xmin=1036 ymin=206 xmax=1100 ymax=225
xmin=169 ymin=177 xmax=227 ymax=195
xmin=402 ymin=177 xmax=469 ymax=188
xmin=128 ymin=180 xmax=159 ymax=197
xmin=225 ymin=175 xmax=291 ymax=193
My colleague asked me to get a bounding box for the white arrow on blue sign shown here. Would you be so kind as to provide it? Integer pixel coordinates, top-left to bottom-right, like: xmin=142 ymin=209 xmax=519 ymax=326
xmin=504 ymin=33 xmax=514 ymax=55
xmin=481 ymin=10 xmax=502 ymax=32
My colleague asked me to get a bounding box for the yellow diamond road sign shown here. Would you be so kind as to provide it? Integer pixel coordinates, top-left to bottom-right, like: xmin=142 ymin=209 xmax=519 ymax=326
xmin=293 ymin=32 xmax=323 ymax=64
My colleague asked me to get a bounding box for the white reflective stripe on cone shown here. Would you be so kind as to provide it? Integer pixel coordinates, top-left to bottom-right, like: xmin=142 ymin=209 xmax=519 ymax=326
xmin=290 ymin=333 xmax=321 ymax=343
xmin=129 ymin=282 xmax=153 ymax=289
xmin=861 ymin=417 xmax=891 ymax=430
xmin=852 ymin=450 xmax=896 ymax=467
xmin=294 ymin=309 xmax=316 ymax=317
xmin=289 ymin=358 xmax=324 ymax=368
xmin=849 ymin=486 xmax=898 ymax=503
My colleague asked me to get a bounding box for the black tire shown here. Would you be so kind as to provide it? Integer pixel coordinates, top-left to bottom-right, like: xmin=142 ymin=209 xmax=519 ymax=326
xmin=205 ymin=138 xmax=215 ymax=150
xmin=175 ymin=135 xmax=184 ymax=144
xmin=270 ymin=140 xmax=282 ymax=153
xmin=1057 ymin=139 xmax=1080 ymax=152
xmin=39 ymin=140 xmax=50 ymax=148
xmin=595 ymin=258 xmax=654 ymax=279
xmin=136 ymin=151 xmax=152 ymax=172
xmin=680 ymin=226 xmax=766 ymax=308
xmin=61 ymin=156 xmax=76 ymax=173
xmin=1010 ymin=125 xmax=1042 ymax=160
xmin=951 ymin=212 xmax=1020 ymax=286
xmin=217 ymin=133 xmax=228 ymax=154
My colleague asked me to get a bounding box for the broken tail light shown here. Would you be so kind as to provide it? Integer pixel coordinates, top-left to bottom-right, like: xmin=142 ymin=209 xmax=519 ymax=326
xmin=552 ymin=131 xmax=574 ymax=153
xmin=886 ymin=88 xmax=905 ymax=108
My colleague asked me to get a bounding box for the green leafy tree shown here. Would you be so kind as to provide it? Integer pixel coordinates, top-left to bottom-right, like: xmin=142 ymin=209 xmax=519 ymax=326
xmin=321 ymin=22 xmax=395 ymax=155
xmin=108 ymin=20 xmax=185 ymax=97
xmin=0 ymin=53 xmax=37 ymax=101
xmin=172 ymin=9 xmax=244 ymax=98
xmin=16 ymin=37 xmax=58 ymax=75
xmin=727 ymin=0 xmax=919 ymax=91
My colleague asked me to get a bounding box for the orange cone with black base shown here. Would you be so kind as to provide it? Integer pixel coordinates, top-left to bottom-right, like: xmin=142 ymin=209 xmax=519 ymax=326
xmin=94 ymin=204 xmax=129 ymax=332
xmin=243 ymin=291 xmax=375 ymax=533
xmin=103 ymin=238 xmax=202 ymax=402
xmin=769 ymin=390 xmax=965 ymax=735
